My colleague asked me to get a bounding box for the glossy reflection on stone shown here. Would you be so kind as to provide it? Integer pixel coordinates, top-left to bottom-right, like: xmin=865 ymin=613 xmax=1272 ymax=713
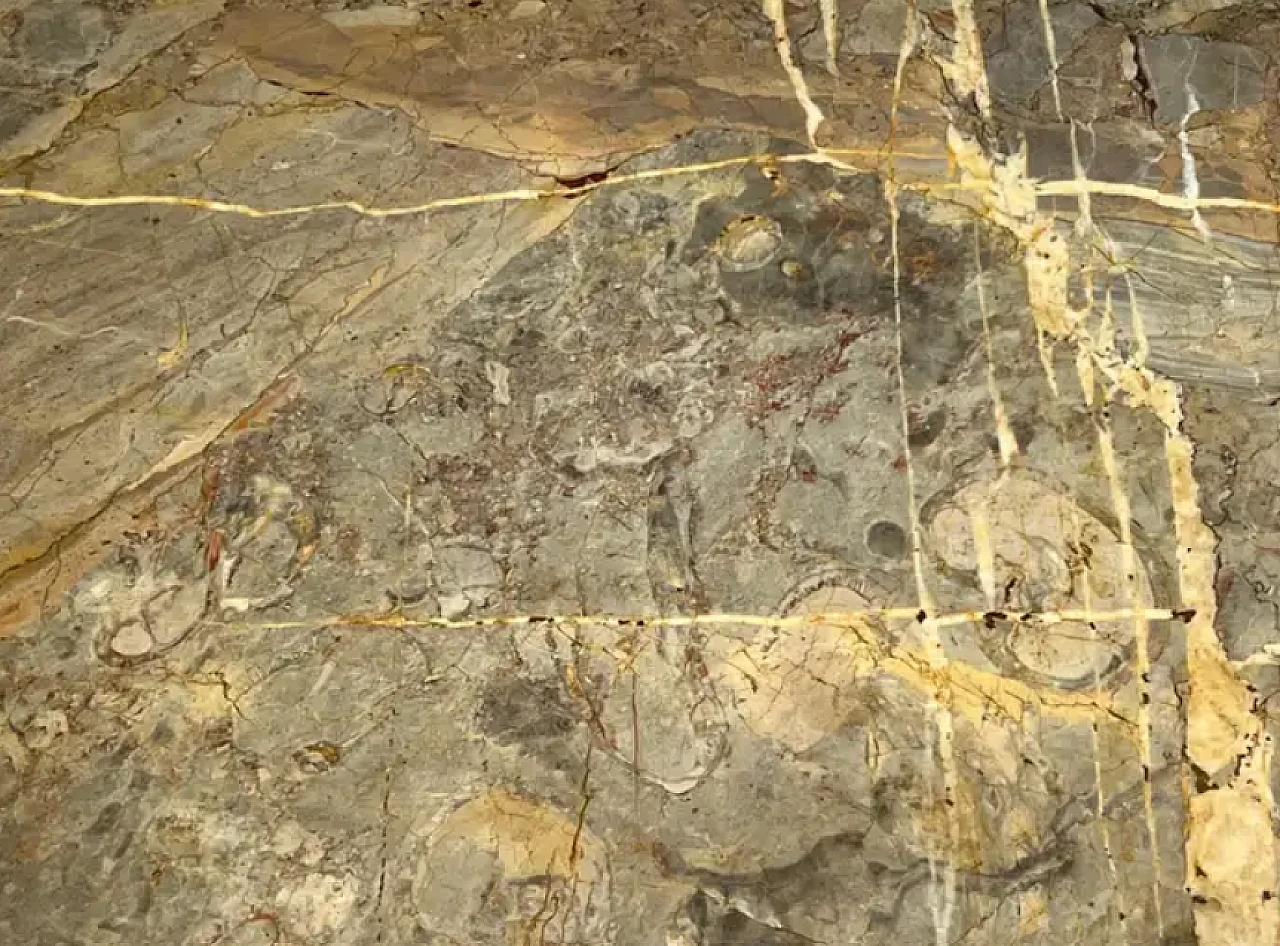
xmin=924 ymin=472 xmax=1154 ymax=689
xmin=411 ymin=790 xmax=611 ymax=945
xmin=708 ymin=578 xmax=880 ymax=753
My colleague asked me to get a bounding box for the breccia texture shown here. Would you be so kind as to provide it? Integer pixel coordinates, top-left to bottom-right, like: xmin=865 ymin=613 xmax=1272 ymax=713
xmin=1 ymin=2 xmax=1279 ymax=945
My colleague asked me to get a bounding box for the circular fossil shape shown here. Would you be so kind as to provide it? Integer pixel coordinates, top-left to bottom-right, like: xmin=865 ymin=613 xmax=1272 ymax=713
xmin=866 ymin=520 xmax=908 ymax=559
xmin=713 ymin=214 xmax=784 ymax=272
xmin=73 ymin=551 xmax=209 ymax=667
xmin=109 ymin=621 xmax=153 ymax=658
xmin=923 ymin=473 xmax=1154 ymax=690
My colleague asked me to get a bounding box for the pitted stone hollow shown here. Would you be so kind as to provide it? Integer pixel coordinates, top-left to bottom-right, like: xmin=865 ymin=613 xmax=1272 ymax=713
xmin=866 ymin=519 xmax=909 ymax=558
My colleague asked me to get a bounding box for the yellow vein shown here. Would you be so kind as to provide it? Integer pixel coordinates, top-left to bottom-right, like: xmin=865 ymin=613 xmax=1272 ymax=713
xmin=6 ymin=167 xmax=1280 ymax=224
xmin=233 ymin=605 xmax=1182 ymax=633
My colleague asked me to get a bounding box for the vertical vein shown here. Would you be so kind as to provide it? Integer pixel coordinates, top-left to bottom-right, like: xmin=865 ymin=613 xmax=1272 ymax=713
xmin=948 ymin=0 xmax=991 ymax=116
xmin=1095 ymin=410 xmax=1165 ymax=938
xmin=820 ymin=0 xmax=841 ymax=76
xmin=1071 ymin=506 xmax=1132 ymax=943
xmin=889 ymin=5 xmax=958 ymax=941
xmin=763 ymin=0 xmax=828 ymax=146
xmin=1035 ymin=0 xmax=1064 ymax=120
xmin=974 ymin=223 xmax=1019 ymax=470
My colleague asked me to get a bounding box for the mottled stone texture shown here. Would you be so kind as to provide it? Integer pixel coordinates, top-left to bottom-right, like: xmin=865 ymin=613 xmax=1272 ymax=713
xmin=2 ymin=2 xmax=1280 ymax=945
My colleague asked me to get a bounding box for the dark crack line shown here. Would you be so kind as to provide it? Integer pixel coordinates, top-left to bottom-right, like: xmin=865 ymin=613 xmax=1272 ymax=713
xmin=374 ymin=706 xmax=397 ymax=945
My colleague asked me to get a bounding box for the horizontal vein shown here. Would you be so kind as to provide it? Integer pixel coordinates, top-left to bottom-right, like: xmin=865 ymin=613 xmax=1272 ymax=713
xmin=236 ymin=605 xmax=1185 ymax=633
